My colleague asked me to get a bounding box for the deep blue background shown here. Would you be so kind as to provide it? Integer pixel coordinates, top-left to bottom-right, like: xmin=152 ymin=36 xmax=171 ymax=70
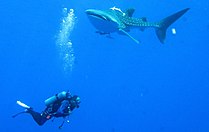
xmin=1 ymin=0 xmax=209 ymax=132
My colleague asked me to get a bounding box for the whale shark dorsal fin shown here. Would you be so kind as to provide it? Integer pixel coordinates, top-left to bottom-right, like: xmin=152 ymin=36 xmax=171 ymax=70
xmin=139 ymin=17 xmax=147 ymax=31
xmin=141 ymin=17 xmax=147 ymax=22
xmin=124 ymin=8 xmax=135 ymax=17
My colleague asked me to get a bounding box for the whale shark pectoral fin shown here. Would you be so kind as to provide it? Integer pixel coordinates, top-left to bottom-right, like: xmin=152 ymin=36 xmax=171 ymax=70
xmin=119 ymin=28 xmax=140 ymax=44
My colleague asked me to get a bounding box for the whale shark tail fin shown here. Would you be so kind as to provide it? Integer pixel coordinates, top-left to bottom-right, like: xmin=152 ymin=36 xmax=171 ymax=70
xmin=156 ymin=8 xmax=190 ymax=43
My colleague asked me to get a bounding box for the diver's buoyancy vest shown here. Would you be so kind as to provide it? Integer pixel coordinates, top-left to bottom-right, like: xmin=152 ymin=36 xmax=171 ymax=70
xmin=44 ymin=91 xmax=68 ymax=106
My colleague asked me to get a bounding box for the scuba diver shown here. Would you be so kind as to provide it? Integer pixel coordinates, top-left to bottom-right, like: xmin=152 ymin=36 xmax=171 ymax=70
xmin=13 ymin=91 xmax=81 ymax=129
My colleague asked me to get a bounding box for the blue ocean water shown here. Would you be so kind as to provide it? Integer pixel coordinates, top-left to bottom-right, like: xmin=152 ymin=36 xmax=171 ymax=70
xmin=0 ymin=0 xmax=209 ymax=132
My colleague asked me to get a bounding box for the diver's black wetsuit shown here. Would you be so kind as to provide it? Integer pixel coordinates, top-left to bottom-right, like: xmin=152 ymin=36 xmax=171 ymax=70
xmin=27 ymin=95 xmax=80 ymax=126
xmin=13 ymin=91 xmax=80 ymax=128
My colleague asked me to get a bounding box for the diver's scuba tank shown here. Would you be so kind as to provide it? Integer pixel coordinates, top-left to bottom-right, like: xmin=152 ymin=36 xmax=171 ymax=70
xmin=44 ymin=91 xmax=69 ymax=106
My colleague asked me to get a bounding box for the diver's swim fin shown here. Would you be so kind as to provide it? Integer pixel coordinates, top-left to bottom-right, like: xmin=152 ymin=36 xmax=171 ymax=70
xmin=12 ymin=101 xmax=31 ymax=118
xmin=12 ymin=111 xmax=27 ymax=118
xmin=16 ymin=100 xmax=31 ymax=109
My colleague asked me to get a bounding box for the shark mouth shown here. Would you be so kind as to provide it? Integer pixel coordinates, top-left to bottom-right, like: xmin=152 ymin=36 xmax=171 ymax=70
xmin=85 ymin=9 xmax=108 ymax=21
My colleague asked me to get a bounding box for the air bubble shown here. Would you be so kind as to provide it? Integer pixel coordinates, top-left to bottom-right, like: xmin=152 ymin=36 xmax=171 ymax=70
xmin=56 ymin=8 xmax=76 ymax=74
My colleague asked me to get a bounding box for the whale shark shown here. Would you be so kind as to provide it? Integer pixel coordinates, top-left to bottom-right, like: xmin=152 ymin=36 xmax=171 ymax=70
xmin=85 ymin=7 xmax=190 ymax=44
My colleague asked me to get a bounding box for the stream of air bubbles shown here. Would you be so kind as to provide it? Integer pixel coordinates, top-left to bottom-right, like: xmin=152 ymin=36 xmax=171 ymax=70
xmin=56 ymin=8 xmax=76 ymax=74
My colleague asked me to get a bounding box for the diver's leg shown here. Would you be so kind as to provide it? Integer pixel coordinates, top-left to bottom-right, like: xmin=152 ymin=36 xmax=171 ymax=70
xmin=27 ymin=109 xmax=47 ymax=126
xmin=14 ymin=101 xmax=48 ymax=125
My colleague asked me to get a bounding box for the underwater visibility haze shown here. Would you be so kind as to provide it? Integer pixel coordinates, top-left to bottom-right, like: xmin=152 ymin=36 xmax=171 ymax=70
xmin=0 ymin=0 xmax=209 ymax=132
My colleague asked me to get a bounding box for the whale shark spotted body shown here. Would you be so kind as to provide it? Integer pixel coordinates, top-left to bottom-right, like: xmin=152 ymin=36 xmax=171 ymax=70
xmin=85 ymin=7 xmax=190 ymax=44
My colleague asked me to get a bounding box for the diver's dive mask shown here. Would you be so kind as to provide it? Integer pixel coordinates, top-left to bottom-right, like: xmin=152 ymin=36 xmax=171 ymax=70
xmin=72 ymin=95 xmax=80 ymax=108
